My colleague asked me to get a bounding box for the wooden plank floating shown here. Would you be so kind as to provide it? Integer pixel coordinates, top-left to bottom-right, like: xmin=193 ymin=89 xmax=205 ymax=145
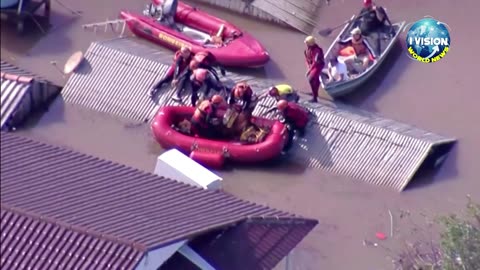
xmin=191 ymin=0 xmax=323 ymax=34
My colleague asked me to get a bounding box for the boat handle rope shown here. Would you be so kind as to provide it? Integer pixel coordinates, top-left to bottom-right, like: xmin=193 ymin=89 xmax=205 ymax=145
xmin=222 ymin=146 xmax=230 ymax=157
xmin=191 ymin=141 xmax=198 ymax=151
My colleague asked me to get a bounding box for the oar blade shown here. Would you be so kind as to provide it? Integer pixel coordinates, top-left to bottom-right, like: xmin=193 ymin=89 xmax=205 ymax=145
xmin=318 ymin=28 xmax=333 ymax=37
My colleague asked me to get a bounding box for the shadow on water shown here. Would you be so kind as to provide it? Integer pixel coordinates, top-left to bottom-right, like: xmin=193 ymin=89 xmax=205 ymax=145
xmin=0 ymin=10 xmax=77 ymax=56
xmin=20 ymin=94 xmax=66 ymax=129
xmin=404 ymin=142 xmax=458 ymax=191
xmin=339 ymin=41 xmax=409 ymax=111
xmin=225 ymin=155 xmax=308 ymax=175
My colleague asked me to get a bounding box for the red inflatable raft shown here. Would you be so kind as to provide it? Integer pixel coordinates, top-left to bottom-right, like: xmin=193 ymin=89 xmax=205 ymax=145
xmin=120 ymin=0 xmax=269 ymax=68
xmin=151 ymin=106 xmax=288 ymax=168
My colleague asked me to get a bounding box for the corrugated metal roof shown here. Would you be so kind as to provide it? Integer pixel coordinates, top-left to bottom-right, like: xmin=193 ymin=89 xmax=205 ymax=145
xmin=1 ymin=74 xmax=33 ymax=130
xmin=1 ymin=132 xmax=317 ymax=269
xmin=0 ymin=60 xmax=49 ymax=82
xmin=252 ymin=0 xmax=322 ymax=34
xmin=192 ymin=0 xmax=286 ymax=26
xmin=0 ymin=205 xmax=144 ymax=270
xmin=253 ymin=98 xmax=457 ymax=191
xmin=61 ymin=38 xmax=274 ymax=122
xmin=192 ymin=0 xmax=322 ymax=34
xmin=164 ymin=217 xmax=315 ymax=270
xmin=1 ymin=72 xmax=61 ymax=131
xmin=60 ymin=38 xmax=456 ymax=191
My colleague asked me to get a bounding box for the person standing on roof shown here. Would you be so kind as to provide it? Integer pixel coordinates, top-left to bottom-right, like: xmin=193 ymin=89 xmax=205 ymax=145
xmin=150 ymin=46 xmax=193 ymax=98
xmin=276 ymin=100 xmax=309 ymax=150
xmin=188 ymin=51 xmax=226 ymax=81
xmin=228 ymin=82 xmax=258 ymax=117
xmin=190 ymin=68 xmax=226 ymax=106
xmin=160 ymin=0 xmax=181 ymax=31
xmin=304 ymin=36 xmax=325 ymax=103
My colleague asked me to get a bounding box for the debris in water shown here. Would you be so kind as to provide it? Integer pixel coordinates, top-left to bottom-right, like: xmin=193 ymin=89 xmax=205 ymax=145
xmin=363 ymin=239 xmax=378 ymax=247
xmin=376 ymin=232 xmax=387 ymax=240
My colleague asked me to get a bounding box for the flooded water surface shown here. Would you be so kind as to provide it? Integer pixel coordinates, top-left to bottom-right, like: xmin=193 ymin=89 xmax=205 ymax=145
xmin=2 ymin=0 xmax=479 ymax=269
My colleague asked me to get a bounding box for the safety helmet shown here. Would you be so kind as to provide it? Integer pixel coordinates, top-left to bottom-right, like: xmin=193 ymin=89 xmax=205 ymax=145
xmin=268 ymin=86 xmax=279 ymax=96
xmin=351 ymin=27 xmax=362 ymax=35
xmin=363 ymin=0 xmax=372 ymax=7
xmin=211 ymin=95 xmax=223 ymax=105
xmin=193 ymin=68 xmax=208 ymax=82
xmin=234 ymin=82 xmax=248 ymax=98
xmin=277 ymin=100 xmax=288 ymax=111
xmin=189 ymin=60 xmax=200 ymax=70
xmin=180 ymin=46 xmax=191 ymax=54
xmin=194 ymin=52 xmax=208 ymax=63
xmin=304 ymin=36 xmax=316 ymax=46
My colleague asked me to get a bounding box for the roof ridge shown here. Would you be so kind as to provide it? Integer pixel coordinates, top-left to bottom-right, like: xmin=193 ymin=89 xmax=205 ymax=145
xmin=1 ymin=203 xmax=148 ymax=252
xmin=1 ymin=71 xmax=34 ymax=83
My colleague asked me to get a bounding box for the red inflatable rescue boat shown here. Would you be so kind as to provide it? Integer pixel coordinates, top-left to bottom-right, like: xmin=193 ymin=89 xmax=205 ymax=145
xmin=120 ymin=0 xmax=269 ymax=68
xmin=151 ymin=106 xmax=288 ymax=168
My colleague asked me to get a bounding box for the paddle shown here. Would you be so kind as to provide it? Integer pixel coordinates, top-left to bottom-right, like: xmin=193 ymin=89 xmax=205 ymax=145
xmin=317 ymin=11 xmax=370 ymax=37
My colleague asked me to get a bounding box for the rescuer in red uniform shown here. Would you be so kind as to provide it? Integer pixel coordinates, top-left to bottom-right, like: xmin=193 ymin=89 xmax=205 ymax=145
xmin=189 ymin=51 xmax=226 ymax=81
xmin=190 ymin=68 xmax=226 ymax=106
xmin=277 ymin=100 xmax=309 ymax=139
xmin=190 ymin=95 xmax=224 ymax=138
xmin=228 ymin=82 xmax=257 ymax=117
xmin=150 ymin=46 xmax=193 ymax=98
xmin=304 ymin=36 xmax=325 ymax=103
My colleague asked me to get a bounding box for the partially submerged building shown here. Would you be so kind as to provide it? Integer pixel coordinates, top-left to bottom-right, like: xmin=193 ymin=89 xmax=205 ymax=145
xmin=0 ymin=60 xmax=61 ymax=131
xmin=1 ymin=132 xmax=317 ymax=270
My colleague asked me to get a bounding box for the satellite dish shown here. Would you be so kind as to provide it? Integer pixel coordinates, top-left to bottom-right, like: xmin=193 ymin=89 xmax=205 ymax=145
xmin=63 ymin=51 xmax=84 ymax=74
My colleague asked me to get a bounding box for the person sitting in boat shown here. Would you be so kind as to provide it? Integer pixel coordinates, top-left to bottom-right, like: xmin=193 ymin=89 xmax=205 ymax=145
xmin=337 ymin=27 xmax=375 ymax=74
xmin=190 ymin=68 xmax=226 ymax=106
xmin=326 ymin=56 xmax=349 ymax=82
xmin=204 ymin=24 xmax=226 ymax=47
xmin=159 ymin=0 xmax=181 ymax=32
xmin=190 ymin=95 xmax=224 ymax=138
xmin=228 ymin=82 xmax=258 ymax=118
xmin=357 ymin=0 xmax=390 ymax=35
xmin=189 ymin=51 xmax=226 ymax=81
xmin=151 ymin=46 xmax=193 ymax=98
xmin=277 ymin=100 xmax=309 ymax=149
xmin=262 ymin=84 xmax=300 ymax=103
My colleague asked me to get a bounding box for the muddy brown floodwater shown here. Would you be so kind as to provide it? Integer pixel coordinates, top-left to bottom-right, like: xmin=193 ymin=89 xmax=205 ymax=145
xmin=1 ymin=0 xmax=479 ymax=269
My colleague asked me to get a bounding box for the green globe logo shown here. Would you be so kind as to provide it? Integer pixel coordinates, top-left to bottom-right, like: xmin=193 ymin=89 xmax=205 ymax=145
xmin=406 ymin=17 xmax=451 ymax=63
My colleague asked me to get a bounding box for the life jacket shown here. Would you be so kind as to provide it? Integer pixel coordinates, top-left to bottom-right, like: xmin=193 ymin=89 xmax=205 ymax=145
xmin=275 ymin=84 xmax=293 ymax=96
xmin=284 ymin=102 xmax=309 ymax=128
xmin=193 ymin=51 xmax=208 ymax=64
xmin=351 ymin=38 xmax=368 ymax=55
xmin=174 ymin=51 xmax=192 ymax=70
xmin=339 ymin=46 xmax=356 ymax=57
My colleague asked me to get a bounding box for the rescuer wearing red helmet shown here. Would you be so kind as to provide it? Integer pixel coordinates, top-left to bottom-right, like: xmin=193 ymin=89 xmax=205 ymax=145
xmin=150 ymin=46 xmax=192 ymax=98
xmin=189 ymin=68 xmax=226 ymax=106
xmin=277 ymin=100 xmax=309 ymax=137
xmin=228 ymin=82 xmax=257 ymax=117
xmin=357 ymin=0 xmax=391 ymax=35
xmin=190 ymin=94 xmax=224 ymax=138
